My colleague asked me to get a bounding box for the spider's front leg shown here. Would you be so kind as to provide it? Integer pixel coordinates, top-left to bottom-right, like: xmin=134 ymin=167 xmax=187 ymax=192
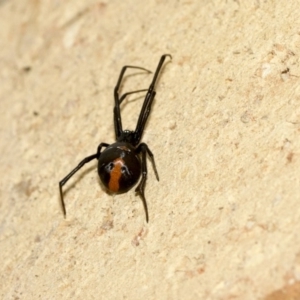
xmin=135 ymin=143 xmax=159 ymax=222
xmin=113 ymin=65 xmax=151 ymax=140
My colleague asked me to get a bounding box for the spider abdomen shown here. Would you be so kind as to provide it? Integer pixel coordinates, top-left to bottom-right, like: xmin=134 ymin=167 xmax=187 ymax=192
xmin=98 ymin=142 xmax=141 ymax=193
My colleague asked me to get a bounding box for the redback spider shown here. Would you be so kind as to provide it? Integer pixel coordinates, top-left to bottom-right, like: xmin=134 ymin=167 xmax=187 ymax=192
xmin=59 ymin=54 xmax=172 ymax=222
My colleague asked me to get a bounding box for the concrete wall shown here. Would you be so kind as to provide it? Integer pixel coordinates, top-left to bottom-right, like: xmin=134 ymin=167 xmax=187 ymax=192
xmin=1 ymin=1 xmax=300 ymax=299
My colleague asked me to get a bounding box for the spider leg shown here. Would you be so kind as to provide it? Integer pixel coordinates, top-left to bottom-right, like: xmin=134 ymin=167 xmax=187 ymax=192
xmin=135 ymin=143 xmax=159 ymax=222
xmin=59 ymin=142 xmax=109 ymax=217
xmin=114 ymin=65 xmax=151 ymax=139
xmin=133 ymin=92 xmax=156 ymax=144
xmin=119 ymin=89 xmax=149 ymax=105
xmin=134 ymin=54 xmax=172 ymax=145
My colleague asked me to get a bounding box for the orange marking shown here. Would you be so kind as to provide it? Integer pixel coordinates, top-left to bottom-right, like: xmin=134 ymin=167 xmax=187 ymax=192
xmin=108 ymin=158 xmax=124 ymax=192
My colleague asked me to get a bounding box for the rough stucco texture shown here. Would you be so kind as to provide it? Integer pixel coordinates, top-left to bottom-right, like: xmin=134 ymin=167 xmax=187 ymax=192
xmin=1 ymin=1 xmax=300 ymax=299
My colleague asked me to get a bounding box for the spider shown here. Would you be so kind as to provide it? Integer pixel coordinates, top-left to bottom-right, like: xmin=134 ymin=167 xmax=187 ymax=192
xmin=59 ymin=54 xmax=172 ymax=222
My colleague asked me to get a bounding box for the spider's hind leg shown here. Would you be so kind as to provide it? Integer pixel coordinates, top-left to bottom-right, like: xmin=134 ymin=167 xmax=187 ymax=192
xmin=135 ymin=143 xmax=159 ymax=222
xmin=59 ymin=142 xmax=109 ymax=217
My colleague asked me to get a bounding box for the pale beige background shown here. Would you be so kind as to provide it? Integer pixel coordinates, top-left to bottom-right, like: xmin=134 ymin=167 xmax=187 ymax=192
xmin=1 ymin=1 xmax=300 ymax=299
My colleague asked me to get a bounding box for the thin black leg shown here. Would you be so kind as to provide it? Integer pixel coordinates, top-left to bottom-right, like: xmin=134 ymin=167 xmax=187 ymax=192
xmin=135 ymin=143 xmax=159 ymax=222
xmin=148 ymin=54 xmax=172 ymax=93
xmin=119 ymin=89 xmax=149 ymax=105
xmin=59 ymin=142 xmax=109 ymax=217
xmin=134 ymin=54 xmax=172 ymax=144
xmin=114 ymin=65 xmax=151 ymax=139
xmin=133 ymin=91 xmax=156 ymax=144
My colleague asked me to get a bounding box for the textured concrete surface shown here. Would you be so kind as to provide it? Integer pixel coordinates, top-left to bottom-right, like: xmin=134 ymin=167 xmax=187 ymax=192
xmin=1 ymin=1 xmax=300 ymax=299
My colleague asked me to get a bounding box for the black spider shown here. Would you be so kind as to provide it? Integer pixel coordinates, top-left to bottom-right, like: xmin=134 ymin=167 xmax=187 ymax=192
xmin=59 ymin=54 xmax=171 ymax=222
